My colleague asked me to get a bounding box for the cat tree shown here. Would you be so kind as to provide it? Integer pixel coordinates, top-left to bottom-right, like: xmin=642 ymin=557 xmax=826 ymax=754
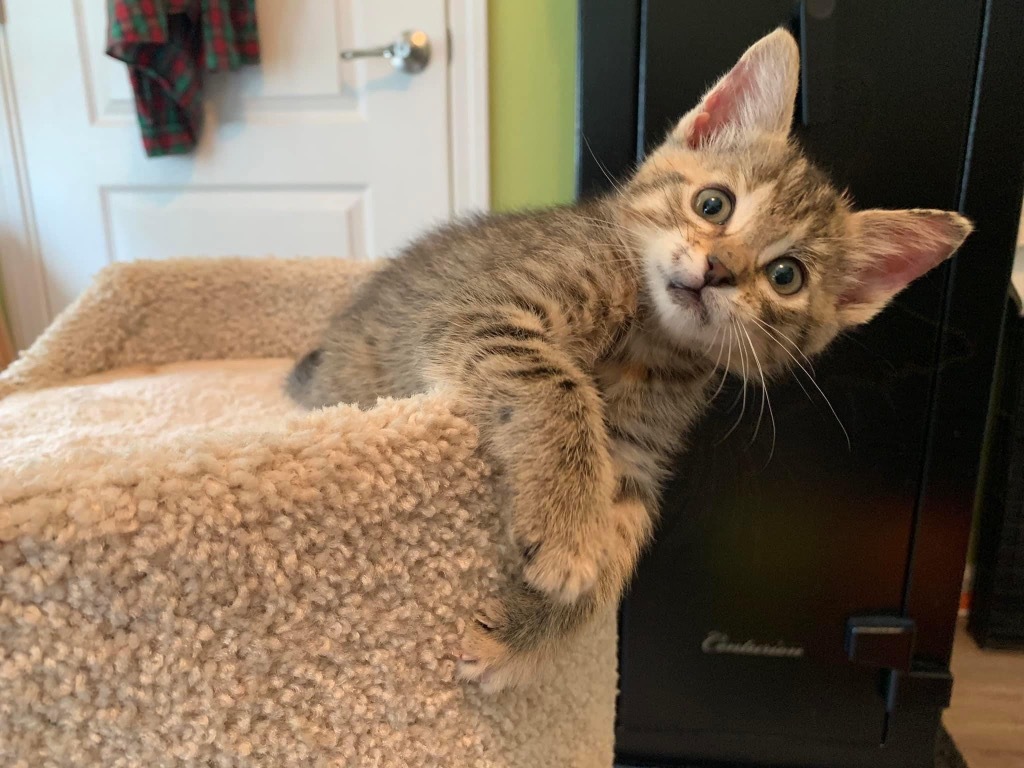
xmin=0 ymin=257 xmax=616 ymax=767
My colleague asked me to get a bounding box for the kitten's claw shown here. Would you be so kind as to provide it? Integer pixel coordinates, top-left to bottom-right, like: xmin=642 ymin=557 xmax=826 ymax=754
xmin=473 ymin=613 xmax=498 ymax=632
xmin=457 ymin=600 xmax=538 ymax=693
xmin=456 ymin=652 xmax=501 ymax=692
xmin=521 ymin=543 xmax=600 ymax=603
xmin=520 ymin=542 xmax=540 ymax=562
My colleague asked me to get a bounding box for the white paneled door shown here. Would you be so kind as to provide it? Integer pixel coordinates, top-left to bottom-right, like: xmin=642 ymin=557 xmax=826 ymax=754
xmin=0 ymin=0 xmax=487 ymax=350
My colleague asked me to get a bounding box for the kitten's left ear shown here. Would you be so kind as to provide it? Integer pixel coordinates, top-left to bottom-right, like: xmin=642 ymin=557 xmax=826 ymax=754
xmin=838 ymin=209 xmax=974 ymax=327
xmin=673 ymin=28 xmax=800 ymax=149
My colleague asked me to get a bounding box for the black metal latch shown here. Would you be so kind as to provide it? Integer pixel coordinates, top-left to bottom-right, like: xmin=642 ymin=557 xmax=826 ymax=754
xmin=845 ymin=615 xmax=916 ymax=671
xmin=846 ymin=615 xmax=920 ymax=743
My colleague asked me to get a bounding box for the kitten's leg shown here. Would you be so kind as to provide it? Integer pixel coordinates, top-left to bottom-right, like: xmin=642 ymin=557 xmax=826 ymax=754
xmin=459 ymin=486 xmax=655 ymax=691
xmin=440 ymin=322 xmax=619 ymax=603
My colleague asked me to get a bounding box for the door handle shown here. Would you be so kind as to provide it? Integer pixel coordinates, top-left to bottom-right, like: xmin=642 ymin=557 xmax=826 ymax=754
xmin=340 ymin=30 xmax=431 ymax=74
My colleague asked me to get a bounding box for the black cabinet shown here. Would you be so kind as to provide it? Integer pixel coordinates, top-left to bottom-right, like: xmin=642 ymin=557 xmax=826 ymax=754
xmin=971 ymin=293 xmax=1024 ymax=650
xmin=578 ymin=2 xmax=1024 ymax=766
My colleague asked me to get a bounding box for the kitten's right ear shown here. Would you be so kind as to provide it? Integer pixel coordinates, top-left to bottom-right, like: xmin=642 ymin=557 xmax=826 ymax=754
xmin=672 ymin=28 xmax=800 ymax=149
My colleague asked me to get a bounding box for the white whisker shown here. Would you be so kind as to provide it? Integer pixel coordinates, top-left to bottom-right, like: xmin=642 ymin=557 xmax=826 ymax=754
xmin=720 ymin=319 xmax=749 ymax=442
xmin=581 ymin=134 xmax=629 ymax=198
xmin=749 ymin=315 xmax=851 ymax=450
xmin=747 ymin=314 xmax=817 ymax=375
xmin=738 ymin=321 xmax=777 ymax=462
xmin=699 ymin=326 xmax=727 ymax=385
xmin=709 ymin=324 xmax=734 ymax=402
xmin=701 ymin=325 xmax=721 ymax=356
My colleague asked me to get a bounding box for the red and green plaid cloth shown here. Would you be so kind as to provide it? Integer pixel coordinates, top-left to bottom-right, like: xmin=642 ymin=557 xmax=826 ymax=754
xmin=106 ymin=0 xmax=259 ymax=157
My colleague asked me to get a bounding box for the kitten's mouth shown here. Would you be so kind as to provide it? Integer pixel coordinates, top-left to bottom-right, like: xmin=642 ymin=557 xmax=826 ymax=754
xmin=666 ymin=277 xmax=708 ymax=320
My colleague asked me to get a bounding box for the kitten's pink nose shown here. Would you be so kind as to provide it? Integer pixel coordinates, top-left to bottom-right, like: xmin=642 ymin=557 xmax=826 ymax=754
xmin=705 ymin=255 xmax=736 ymax=287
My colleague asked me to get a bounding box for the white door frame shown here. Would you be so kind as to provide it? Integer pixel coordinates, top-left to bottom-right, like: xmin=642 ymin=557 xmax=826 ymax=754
xmin=447 ymin=0 xmax=490 ymax=216
xmin=0 ymin=1 xmax=490 ymax=352
xmin=0 ymin=18 xmax=48 ymax=352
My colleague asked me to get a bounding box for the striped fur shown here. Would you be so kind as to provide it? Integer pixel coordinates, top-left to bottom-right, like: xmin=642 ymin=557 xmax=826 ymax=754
xmin=289 ymin=29 xmax=970 ymax=691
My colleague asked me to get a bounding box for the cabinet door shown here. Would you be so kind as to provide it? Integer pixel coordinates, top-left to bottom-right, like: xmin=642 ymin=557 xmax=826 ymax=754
xmin=613 ymin=1 xmax=983 ymax=765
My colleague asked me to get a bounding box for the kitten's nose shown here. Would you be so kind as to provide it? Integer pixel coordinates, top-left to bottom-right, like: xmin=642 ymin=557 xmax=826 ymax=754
xmin=705 ymin=255 xmax=736 ymax=287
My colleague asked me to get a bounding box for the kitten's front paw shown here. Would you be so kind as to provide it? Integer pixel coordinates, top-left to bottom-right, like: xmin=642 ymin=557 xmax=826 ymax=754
xmin=457 ymin=600 xmax=536 ymax=694
xmin=520 ymin=540 xmax=601 ymax=603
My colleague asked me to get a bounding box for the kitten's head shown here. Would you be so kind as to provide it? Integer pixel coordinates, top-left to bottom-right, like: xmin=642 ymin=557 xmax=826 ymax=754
xmin=615 ymin=28 xmax=972 ymax=374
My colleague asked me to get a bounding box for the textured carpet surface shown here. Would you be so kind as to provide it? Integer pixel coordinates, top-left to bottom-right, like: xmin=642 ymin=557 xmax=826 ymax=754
xmin=0 ymin=259 xmax=617 ymax=767
xmin=0 ymin=359 xmax=299 ymax=475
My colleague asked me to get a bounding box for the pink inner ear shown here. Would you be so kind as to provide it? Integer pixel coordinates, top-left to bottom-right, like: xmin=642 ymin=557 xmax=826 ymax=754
xmin=687 ymin=60 xmax=757 ymax=148
xmin=843 ymin=246 xmax=936 ymax=305
xmin=842 ymin=217 xmax=964 ymax=306
xmin=688 ymin=112 xmax=714 ymax=147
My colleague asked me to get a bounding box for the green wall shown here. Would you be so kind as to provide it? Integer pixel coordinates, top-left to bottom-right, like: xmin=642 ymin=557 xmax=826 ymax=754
xmin=488 ymin=0 xmax=577 ymax=211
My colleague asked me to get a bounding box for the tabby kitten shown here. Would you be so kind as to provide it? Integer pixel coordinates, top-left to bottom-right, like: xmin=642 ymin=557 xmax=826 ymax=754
xmin=288 ymin=29 xmax=971 ymax=692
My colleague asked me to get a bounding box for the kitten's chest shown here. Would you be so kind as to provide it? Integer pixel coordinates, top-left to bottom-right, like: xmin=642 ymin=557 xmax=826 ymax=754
xmin=594 ymin=342 xmax=711 ymax=455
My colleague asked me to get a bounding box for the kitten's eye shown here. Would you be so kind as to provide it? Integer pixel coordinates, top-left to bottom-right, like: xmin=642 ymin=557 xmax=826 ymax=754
xmin=693 ymin=187 xmax=734 ymax=225
xmin=765 ymin=257 xmax=805 ymax=296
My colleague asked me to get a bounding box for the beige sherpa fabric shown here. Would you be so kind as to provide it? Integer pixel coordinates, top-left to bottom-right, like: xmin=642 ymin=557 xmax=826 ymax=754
xmin=0 ymin=259 xmax=617 ymax=768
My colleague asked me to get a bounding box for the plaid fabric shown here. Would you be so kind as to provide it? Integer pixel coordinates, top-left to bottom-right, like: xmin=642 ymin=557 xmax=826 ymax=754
xmin=106 ymin=0 xmax=260 ymax=157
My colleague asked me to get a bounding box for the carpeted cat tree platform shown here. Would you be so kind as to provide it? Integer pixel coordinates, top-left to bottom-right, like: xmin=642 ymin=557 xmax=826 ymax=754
xmin=0 ymin=258 xmax=617 ymax=767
